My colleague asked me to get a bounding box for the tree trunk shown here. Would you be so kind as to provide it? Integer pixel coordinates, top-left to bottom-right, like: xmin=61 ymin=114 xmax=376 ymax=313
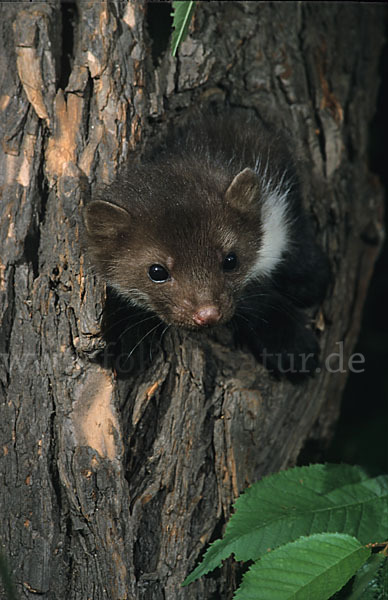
xmin=0 ymin=2 xmax=385 ymax=599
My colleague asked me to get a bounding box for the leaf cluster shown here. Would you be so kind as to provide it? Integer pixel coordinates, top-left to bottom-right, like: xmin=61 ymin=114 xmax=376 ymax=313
xmin=183 ymin=464 xmax=388 ymax=599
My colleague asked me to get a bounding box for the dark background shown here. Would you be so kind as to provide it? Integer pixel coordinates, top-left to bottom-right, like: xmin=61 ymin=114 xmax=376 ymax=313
xmin=327 ymin=38 xmax=388 ymax=475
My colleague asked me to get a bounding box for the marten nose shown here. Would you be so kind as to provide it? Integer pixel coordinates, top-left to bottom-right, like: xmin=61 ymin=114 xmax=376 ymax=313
xmin=192 ymin=306 xmax=221 ymax=326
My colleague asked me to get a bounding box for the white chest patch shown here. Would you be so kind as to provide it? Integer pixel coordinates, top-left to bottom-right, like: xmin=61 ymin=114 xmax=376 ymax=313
xmin=247 ymin=181 xmax=292 ymax=281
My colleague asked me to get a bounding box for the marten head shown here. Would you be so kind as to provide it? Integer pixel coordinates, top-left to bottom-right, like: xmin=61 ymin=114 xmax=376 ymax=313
xmin=84 ymin=161 xmax=291 ymax=329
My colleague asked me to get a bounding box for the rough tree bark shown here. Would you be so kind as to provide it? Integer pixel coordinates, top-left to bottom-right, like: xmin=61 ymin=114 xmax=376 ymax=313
xmin=0 ymin=2 xmax=385 ymax=599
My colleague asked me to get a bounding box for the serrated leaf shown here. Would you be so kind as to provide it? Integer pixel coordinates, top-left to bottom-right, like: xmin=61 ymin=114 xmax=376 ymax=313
xmin=348 ymin=553 xmax=388 ymax=599
xmin=183 ymin=464 xmax=388 ymax=585
xmin=234 ymin=533 xmax=370 ymax=600
xmin=171 ymin=1 xmax=196 ymax=57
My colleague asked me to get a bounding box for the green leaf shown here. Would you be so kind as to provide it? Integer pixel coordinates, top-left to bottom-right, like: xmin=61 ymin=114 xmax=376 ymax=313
xmin=347 ymin=553 xmax=388 ymax=599
xmin=183 ymin=464 xmax=388 ymax=585
xmin=171 ymin=1 xmax=196 ymax=57
xmin=234 ymin=533 xmax=370 ymax=600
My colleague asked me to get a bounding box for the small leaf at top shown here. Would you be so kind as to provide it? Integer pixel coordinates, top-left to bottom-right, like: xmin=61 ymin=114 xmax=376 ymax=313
xmin=171 ymin=1 xmax=196 ymax=56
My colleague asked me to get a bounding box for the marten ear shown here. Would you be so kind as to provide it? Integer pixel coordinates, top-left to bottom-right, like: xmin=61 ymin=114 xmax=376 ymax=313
xmin=225 ymin=168 xmax=260 ymax=210
xmin=84 ymin=200 xmax=132 ymax=242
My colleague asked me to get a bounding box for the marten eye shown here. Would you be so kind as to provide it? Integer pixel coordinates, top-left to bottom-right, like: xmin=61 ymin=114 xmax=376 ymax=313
xmin=223 ymin=252 xmax=238 ymax=272
xmin=148 ymin=264 xmax=170 ymax=283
